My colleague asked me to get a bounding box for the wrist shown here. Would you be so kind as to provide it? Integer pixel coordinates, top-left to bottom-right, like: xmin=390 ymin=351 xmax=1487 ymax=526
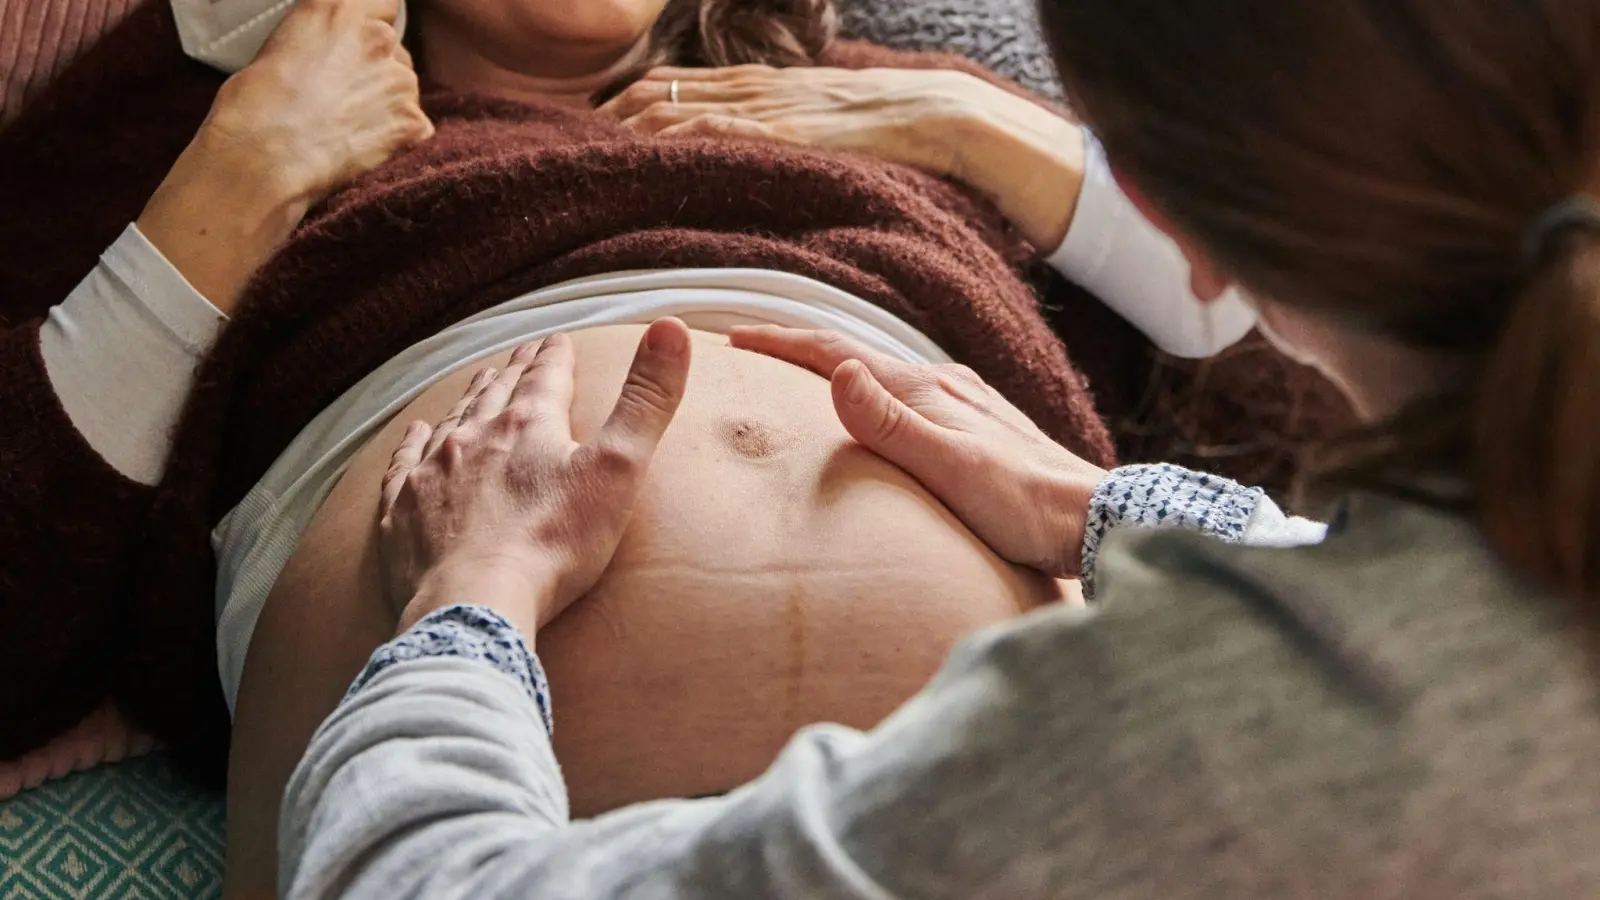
xmin=1041 ymin=459 xmax=1108 ymax=577
xmin=942 ymin=81 xmax=1087 ymax=252
xmin=136 ymin=126 xmax=311 ymax=313
xmin=397 ymin=555 xmax=562 ymax=641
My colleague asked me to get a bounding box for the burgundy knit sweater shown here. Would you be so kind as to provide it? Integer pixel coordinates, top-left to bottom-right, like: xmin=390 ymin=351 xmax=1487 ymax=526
xmin=0 ymin=1 xmax=1114 ymax=779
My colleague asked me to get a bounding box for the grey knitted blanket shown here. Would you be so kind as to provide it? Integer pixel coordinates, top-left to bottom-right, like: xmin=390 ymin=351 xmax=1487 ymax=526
xmin=838 ymin=0 xmax=1065 ymax=101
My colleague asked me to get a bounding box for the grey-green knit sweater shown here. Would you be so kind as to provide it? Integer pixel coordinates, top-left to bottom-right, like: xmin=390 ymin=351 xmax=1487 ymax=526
xmin=281 ymin=470 xmax=1598 ymax=899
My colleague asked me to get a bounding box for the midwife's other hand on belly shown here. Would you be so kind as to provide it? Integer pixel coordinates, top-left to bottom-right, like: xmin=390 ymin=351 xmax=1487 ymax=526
xmin=537 ymin=329 xmax=1070 ymax=811
xmin=228 ymin=325 xmax=1069 ymax=889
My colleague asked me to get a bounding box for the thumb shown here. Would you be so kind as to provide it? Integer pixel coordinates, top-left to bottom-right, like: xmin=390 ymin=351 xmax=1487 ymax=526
xmin=592 ymin=318 xmax=693 ymax=470
xmin=831 ymin=360 xmax=946 ymax=473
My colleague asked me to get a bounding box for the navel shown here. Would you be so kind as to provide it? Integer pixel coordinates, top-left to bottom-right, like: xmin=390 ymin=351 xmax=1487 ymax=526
xmin=719 ymin=416 xmax=795 ymax=460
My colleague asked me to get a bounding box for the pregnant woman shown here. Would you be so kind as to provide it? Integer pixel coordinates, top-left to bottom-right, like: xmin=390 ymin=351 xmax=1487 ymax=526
xmin=0 ymin=0 xmax=1248 ymax=893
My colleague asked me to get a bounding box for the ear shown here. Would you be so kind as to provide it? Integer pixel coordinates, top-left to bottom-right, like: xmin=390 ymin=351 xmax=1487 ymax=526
xmin=1114 ymin=170 xmax=1234 ymax=303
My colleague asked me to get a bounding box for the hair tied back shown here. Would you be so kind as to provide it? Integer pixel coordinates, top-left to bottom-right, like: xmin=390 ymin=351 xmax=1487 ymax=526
xmin=1522 ymin=196 xmax=1600 ymax=265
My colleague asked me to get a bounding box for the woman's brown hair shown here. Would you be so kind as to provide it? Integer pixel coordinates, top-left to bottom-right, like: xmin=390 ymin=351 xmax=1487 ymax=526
xmin=1037 ymin=0 xmax=1600 ymax=603
xmin=597 ymin=0 xmax=839 ymax=103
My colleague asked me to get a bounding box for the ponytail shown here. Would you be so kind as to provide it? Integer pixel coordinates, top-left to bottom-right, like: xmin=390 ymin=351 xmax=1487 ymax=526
xmin=1474 ymin=230 xmax=1600 ymax=606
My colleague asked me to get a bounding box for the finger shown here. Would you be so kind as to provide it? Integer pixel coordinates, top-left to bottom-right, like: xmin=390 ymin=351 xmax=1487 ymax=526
xmin=727 ymin=326 xmax=909 ymax=381
xmin=381 ymin=420 xmax=431 ymax=517
xmin=465 ymin=364 xmax=525 ymax=424
xmin=830 ymin=360 xmax=953 ymax=481
xmin=466 ymin=340 xmax=541 ymax=424
xmin=589 ymin=318 xmax=693 ymax=472
xmin=425 ymin=366 xmax=496 ymax=456
xmin=506 ymin=333 xmax=578 ymax=440
xmin=621 ymin=101 xmax=746 ymax=134
xmin=597 ymin=79 xmax=682 ymax=119
xmin=642 ymin=65 xmax=778 ymax=84
xmin=599 ymin=74 xmax=767 ymax=118
xmin=657 ymin=114 xmax=776 ymax=142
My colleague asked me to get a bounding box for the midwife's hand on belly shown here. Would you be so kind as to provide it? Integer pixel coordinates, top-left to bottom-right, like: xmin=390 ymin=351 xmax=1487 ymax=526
xmin=377 ymin=320 xmax=694 ymax=640
xmin=730 ymin=326 xmax=1109 ymax=577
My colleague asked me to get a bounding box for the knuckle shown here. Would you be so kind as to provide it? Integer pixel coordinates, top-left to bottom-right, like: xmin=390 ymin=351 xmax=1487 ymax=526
xmin=589 ymin=439 xmax=641 ymax=478
xmin=686 ymin=115 xmax=725 ymax=134
xmin=936 ymin=365 xmax=988 ymax=401
xmin=622 ymin=81 xmax=654 ymax=103
xmin=214 ymin=75 xmax=245 ymax=105
xmin=438 ymin=430 xmax=473 ymax=461
xmin=393 ymin=65 xmax=420 ymax=93
xmin=621 ymin=369 xmax=679 ymax=416
xmin=502 ymin=406 xmax=541 ymax=432
xmin=639 ymin=101 xmax=680 ymax=127
xmin=874 ymin=397 xmax=911 ymax=443
xmin=815 ymin=331 xmax=852 ymax=356
xmin=403 ymin=110 xmax=432 ymax=139
xmin=943 ymin=364 xmax=981 ymax=384
xmin=362 ymin=20 xmax=399 ymax=55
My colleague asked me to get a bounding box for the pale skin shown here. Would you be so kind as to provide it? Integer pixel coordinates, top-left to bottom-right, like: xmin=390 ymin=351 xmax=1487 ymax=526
xmin=375 ymin=318 xmax=1106 ymax=670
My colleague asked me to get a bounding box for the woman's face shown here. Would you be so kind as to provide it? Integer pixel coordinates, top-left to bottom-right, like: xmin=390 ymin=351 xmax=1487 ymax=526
xmin=422 ymin=0 xmax=671 ymax=73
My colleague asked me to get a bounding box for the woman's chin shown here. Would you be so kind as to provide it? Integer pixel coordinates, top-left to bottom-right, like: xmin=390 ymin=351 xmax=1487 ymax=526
xmin=481 ymin=0 xmax=666 ymax=55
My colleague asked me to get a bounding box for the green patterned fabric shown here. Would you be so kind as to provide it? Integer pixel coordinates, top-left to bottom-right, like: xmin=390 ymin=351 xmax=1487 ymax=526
xmin=0 ymin=755 xmax=225 ymax=898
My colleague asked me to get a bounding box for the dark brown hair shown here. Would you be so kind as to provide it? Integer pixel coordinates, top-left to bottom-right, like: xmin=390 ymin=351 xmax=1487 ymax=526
xmin=596 ymin=0 xmax=839 ymax=103
xmin=1037 ymin=0 xmax=1600 ymax=603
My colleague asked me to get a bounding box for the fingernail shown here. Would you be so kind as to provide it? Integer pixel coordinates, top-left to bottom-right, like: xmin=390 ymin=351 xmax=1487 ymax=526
xmin=647 ymin=321 xmax=688 ymax=357
xmin=844 ymin=363 xmax=873 ymax=405
xmin=406 ymin=422 xmax=424 ymax=438
xmin=474 ymin=368 xmax=497 ymax=389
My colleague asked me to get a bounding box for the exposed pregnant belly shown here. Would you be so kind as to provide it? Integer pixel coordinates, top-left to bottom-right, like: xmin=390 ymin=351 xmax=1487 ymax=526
xmin=252 ymin=325 xmax=1067 ymax=817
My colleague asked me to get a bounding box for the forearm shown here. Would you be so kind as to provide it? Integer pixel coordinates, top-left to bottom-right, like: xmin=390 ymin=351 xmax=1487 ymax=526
xmin=135 ymin=125 xmax=308 ymax=315
xmin=937 ymin=78 xmax=1087 ymax=253
xmin=282 ymin=604 xmax=1107 ymax=900
xmin=395 ymin=561 xmax=555 ymax=643
xmin=39 ymin=224 xmax=228 ymax=484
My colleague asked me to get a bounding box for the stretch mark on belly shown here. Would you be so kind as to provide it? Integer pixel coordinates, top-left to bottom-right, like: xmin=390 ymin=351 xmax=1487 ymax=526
xmin=783 ymin=585 xmax=807 ymax=731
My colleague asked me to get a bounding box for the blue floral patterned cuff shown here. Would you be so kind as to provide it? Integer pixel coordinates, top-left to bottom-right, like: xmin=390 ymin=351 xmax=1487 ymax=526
xmin=1080 ymin=464 xmax=1265 ymax=602
xmin=346 ymin=606 xmax=554 ymax=737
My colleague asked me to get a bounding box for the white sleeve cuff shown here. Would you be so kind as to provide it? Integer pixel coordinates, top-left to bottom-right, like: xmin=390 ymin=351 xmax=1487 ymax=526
xmin=39 ymin=224 xmax=228 ymax=485
xmin=1240 ymin=497 xmax=1329 ymax=548
xmin=1048 ymin=133 xmax=1258 ymax=359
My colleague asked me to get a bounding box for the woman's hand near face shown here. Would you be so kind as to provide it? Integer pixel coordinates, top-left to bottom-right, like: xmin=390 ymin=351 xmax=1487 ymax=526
xmin=599 ymin=65 xmax=1087 ymax=253
xmin=729 ymin=326 xmax=1107 ymax=578
xmin=138 ymin=0 xmax=433 ymax=313
xmin=376 ymin=320 xmax=693 ymax=640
